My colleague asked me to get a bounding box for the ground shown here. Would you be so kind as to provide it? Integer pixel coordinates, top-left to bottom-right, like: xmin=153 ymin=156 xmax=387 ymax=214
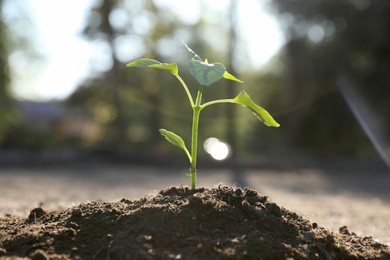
xmin=1 ymin=185 xmax=389 ymax=259
xmin=0 ymin=157 xmax=389 ymax=259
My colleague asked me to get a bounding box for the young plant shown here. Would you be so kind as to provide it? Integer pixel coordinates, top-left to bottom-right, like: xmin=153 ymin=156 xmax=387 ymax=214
xmin=127 ymin=43 xmax=280 ymax=190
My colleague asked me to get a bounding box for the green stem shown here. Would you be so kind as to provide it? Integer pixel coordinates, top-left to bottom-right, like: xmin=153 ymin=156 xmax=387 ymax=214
xmin=175 ymin=74 xmax=194 ymax=107
xmin=190 ymin=86 xmax=203 ymax=190
xmin=201 ymin=98 xmax=235 ymax=110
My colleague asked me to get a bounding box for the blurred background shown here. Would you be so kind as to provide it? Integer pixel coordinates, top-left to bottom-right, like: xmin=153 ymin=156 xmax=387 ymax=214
xmin=0 ymin=0 xmax=389 ymax=169
xmin=1 ymin=0 xmax=390 ymax=244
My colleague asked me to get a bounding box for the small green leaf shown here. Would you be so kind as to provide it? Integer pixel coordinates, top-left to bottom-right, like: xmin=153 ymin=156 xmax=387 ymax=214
xmin=233 ymin=91 xmax=280 ymax=127
xmin=183 ymin=43 xmax=242 ymax=85
xmin=159 ymin=129 xmax=191 ymax=162
xmin=223 ymin=71 xmax=244 ymax=83
xmin=126 ymin=58 xmax=160 ymax=68
xmin=126 ymin=58 xmax=178 ymax=75
xmin=189 ymin=59 xmax=226 ymax=86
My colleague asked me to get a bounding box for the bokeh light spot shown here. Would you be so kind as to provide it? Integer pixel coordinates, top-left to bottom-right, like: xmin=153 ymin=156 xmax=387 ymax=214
xmin=204 ymin=137 xmax=230 ymax=161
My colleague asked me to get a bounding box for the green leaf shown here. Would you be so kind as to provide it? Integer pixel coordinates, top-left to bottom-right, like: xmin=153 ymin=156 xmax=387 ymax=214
xmin=183 ymin=43 xmax=242 ymax=85
xmin=189 ymin=59 xmax=226 ymax=86
xmin=126 ymin=58 xmax=178 ymax=75
xmin=223 ymin=71 xmax=244 ymax=83
xmin=126 ymin=58 xmax=160 ymax=68
xmin=233 ymin=91 xmax=280 ymax=127
xmin=159 ymin=129 xmax=191 ymax=162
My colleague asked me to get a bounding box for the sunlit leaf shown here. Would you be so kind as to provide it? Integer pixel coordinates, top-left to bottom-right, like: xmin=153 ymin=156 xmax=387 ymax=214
xmin=126 ymin=58 xmax=160 ymax=68
xmin=233 ymin=91 xmax=280 ymax=127
xmin=223 ymin=71 xmax=244 ymax=83
xmin=126 ymin=58 xmax=178 ymax=75
xmin=189 ymin=59 xmax=226 ymax=87
xmin=159 ymin=129 xmax=191 ymax=162
xmin=183 ymin=42 xmax=242 ymax=86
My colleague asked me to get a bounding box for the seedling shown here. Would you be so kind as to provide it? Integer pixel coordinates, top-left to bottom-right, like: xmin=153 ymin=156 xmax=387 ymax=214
xmin=127 ymin=43 xmax=280 ymax=190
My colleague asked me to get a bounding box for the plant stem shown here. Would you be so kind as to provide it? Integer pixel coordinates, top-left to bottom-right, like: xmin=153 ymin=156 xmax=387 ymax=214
xmin=201 ymin=98 xmax=235 ymax=110
xmin=175 ymin=74 xmax=194 ymax=107
xmin=190 ymin=86 xmax=203 ymax=190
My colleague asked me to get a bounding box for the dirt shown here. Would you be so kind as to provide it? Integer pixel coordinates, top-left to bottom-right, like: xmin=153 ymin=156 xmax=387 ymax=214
xmin=0 ymin=185 xmax=389 ymax=259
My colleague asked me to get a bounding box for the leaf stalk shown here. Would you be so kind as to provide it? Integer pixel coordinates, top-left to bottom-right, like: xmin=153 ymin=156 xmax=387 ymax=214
xmin=175 ymin=74 xmax=194 ymax=107
xmin=201 ymin=99 xmax=235 ymax=110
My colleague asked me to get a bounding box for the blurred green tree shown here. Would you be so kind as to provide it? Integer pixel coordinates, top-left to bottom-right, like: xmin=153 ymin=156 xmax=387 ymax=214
xmin=0 ymin=0 xmax=18 ymax=144
xmin=0 ymin=0 xmax=53 ymax=149
xmin=267 ymin=0 xmax=390 ymax=155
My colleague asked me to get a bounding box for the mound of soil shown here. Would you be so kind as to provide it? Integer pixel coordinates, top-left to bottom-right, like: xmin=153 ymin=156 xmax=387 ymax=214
xmin=0 ymin=185 xmax=389 ymax=259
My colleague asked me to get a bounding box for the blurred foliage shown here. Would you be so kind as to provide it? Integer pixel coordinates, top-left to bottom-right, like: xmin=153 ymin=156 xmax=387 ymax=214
xmin=0 ymin=0 xmax=56 ymax=150
xmin=261 ymin=0 xmax=390 ymax=155
xmin=68 ymin=0 xmax=390 ymax=157
xmin=67 ymin=0 xmax=239 ymax=157
xmin=3 ymin=0 xmax=387 ymax=157
xmin=0 ymin=0 xmax=19 ymax=144
xmin=1 ymin=123 xmax=58 ymax=150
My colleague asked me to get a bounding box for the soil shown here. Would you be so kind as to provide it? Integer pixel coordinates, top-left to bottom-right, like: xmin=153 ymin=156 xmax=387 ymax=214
xmin=0 ymin=185 xmax=389 ymax=260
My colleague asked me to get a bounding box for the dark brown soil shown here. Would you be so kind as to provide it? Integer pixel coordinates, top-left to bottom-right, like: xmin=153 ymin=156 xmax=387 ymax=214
xmin=0 ymin=185 xmax=389 ymax=259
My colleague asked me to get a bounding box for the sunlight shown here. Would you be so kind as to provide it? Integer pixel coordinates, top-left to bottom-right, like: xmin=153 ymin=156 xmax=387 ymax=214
xmin=204 ymin=137 xmax=230 ymax=161
xmin=338 ymin=76 xmax=390 ymax=170
xmin=11 ymin=0 xmax=93 ymax=101
xmin=237 ymin=0 xmax=284 ymax=68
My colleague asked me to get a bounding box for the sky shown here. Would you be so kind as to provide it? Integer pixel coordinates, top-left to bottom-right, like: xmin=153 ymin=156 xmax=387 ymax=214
xmin=8 ymin=0 xmax=284 ymax=101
